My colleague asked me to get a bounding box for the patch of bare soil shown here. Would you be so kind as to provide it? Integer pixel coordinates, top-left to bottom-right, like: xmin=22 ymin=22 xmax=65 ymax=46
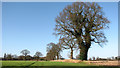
xmin=51 ymin=59 xmax=120 ymax=66
xmin=84 ymin=61 xmax=120 ymax=66
xmin=51 ymin=59 xmax=82 ymax=63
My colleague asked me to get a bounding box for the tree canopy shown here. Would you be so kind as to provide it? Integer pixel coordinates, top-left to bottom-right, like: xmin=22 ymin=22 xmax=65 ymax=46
xmin=34 ymin=51 xmax=43 ymax=57
xmin=20 ymin=49 xmax=30 ymax=56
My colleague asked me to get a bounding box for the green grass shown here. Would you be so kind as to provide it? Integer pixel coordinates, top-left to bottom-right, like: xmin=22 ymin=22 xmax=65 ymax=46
xmin=1 ymin=61 xmax=89 ymax=66
xmin=1 ymin=61 xmax=119 ymax=68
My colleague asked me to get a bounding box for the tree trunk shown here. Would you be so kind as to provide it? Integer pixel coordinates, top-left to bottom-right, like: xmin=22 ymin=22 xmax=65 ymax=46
xmin=70 ymin=48 xmax=73 ymax=59
xmin=37 ymin=57 xmax=39 ymax=61
xmin=57 ymin=53 xmax=59 ymax=60
xmin=76 ymin=31 xmax=90 ymax=60
xmin=79 ymin=47 xmax=89 ymax=60
xmin=24 ymin=56 xmax=26 ymax=61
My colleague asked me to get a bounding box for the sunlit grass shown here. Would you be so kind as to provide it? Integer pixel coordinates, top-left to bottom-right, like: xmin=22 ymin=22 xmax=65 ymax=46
xmin=2 ymin=61 xmax=89 ymax=66
xmin=1 ymin=61 xmax=119 ymax=68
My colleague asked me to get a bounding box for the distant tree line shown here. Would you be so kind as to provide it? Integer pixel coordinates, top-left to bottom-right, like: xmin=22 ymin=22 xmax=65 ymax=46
xmin=1 ymin=48 xmax=119 ymax=61
xmin=2 ymin=49 xmax=46 ymax=61
xmin=76 ymin=55 xmax=120 ymax=61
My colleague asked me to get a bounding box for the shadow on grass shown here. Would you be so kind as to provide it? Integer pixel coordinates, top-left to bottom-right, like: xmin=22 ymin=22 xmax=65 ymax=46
xmin=25 ymin=61 xmax=37 ymax=67
xmin=1 ymin=66 xmax=120 ymax=68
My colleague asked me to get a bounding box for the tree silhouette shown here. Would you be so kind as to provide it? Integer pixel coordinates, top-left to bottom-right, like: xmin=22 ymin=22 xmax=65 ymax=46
xmin=54 ymin=2 xmax=110 ymax=60
xmin=20 ymin=49 xmax=30 ymax=60
xmin=4 ymin=53 xmax=7 ymax=60
xmin=34 ymin=51 xmax=43 ymax=61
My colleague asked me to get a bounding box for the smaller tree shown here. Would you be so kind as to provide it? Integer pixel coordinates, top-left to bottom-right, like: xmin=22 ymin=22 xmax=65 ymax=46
xmin=46 ymin=42 xmax=62 ymax=60
xmin=6 ymin=54 xmax=13 ymax=60
xmin=89 ymin=58 xmax=92 ymax=61
xmin=96 ymin=57 xmax=100 ymax=61
xmin=115 ymin=56 xmax=118 ymax=60
xmin=4 ymin=53 xmax=7 ymax=60
xmin=46 ymin=51 xmax=55 ymax=60
xmin=92 ymin=57 xmax=95 ymax=61
xmin=59 ymin=35 xmax=77 ymax=59
xmin=20 ymin=49 xmax=30 ymax=60
xmin=34 ymin=51 xmax=43 ymax=61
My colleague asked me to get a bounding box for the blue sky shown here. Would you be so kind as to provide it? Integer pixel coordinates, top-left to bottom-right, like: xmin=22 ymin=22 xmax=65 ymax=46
xmin=2 ymin=2 xmax=118 ymax=59
xmin=2 ymin=0 xmax=120 ymax=2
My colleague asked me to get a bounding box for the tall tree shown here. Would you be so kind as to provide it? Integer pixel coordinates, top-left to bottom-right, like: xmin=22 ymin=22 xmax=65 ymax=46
xmin=54 ymin=2 xmax=110 ymax=60
xmin=20 ymin=49 xmax=30 ymax=60
xmin=59 ymin=35 xmax=77 ymax=59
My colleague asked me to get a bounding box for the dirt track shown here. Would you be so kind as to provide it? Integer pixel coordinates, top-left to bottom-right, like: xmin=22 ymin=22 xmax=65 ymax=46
xmin=51 ymin=59 xmax=82 ymax=63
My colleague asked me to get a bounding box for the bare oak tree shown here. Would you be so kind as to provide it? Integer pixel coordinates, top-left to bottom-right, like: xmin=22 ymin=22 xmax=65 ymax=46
xmin=59 ymin=35 xmax=77 ymax=59
xmin=54 ymin=2 xmax=110 ymax=60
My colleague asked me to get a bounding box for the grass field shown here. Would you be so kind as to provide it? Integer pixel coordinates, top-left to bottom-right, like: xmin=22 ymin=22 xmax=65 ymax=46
xmin=1 ymin=61 xmax=119 ymax=68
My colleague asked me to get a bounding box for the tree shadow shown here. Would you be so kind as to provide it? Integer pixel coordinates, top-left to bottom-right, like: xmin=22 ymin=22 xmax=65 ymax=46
xmin=25 ymin=61 xmax=37 ymax=67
